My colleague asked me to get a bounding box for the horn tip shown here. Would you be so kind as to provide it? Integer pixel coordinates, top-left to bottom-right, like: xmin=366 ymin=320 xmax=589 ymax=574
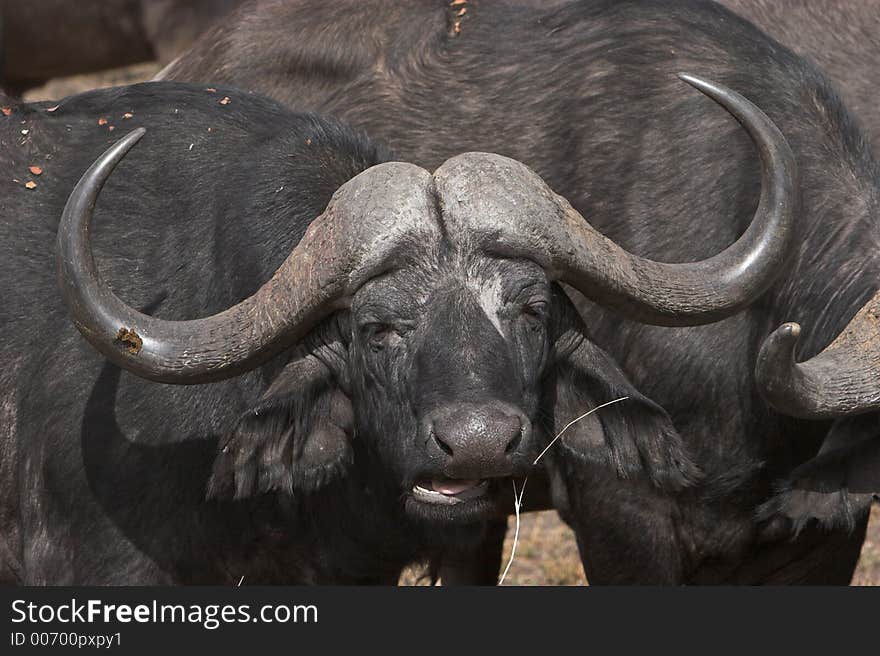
xmin=757 ymin=321 xmax=802 ymax=374
xmin=677 ymin=72 xmax=707 ymax=87
xmin=677 ymin=72 xmax=721 ymax=98
xmin=125 ymin=126 xmax=147 ymax=142
xmin=778 ymin=321 xmax=802 ymax=340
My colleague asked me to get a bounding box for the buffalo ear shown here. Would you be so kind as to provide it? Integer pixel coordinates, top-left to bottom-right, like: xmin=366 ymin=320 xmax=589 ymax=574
xmin=547 ymin=311 xmax=701 ymax=491
xmin=759 ymin=415 xmax=879 ymax=534
xmin=208 ymin=349 xmax=354 ymax=500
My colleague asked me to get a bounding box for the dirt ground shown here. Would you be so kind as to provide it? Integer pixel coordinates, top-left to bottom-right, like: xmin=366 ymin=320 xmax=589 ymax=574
xmin=23 ymin=71 xmax=879 ymax=587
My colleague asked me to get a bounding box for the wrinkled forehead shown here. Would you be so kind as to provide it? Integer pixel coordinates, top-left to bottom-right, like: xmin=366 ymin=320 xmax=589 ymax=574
xmin=359 ymin=251 xmax=549 ymax=292
xmin=352 ymin=254 xmax=551 ymax=324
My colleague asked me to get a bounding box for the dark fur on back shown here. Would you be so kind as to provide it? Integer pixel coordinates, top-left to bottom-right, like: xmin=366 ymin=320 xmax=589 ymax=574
xmin=718 ymin=0 xmax=880 ymax=152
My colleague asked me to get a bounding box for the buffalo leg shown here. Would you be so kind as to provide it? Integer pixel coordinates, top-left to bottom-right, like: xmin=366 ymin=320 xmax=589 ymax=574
xmin=439 ymin=519 xmax=508 ymax=585
xmin=718 ymin=515 xmax=869 ymax=585
xmin=554 ymin=461 xmax=685 ymax=585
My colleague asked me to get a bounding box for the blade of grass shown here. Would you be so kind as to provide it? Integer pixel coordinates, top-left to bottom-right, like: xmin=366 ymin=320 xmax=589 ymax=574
xmin=498 ymin=396 xmax=630 ymax=585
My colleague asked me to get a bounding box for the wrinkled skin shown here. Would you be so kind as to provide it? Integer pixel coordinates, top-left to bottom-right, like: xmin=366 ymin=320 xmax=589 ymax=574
xmin=351 ymin=257 xmax=548 ymax=495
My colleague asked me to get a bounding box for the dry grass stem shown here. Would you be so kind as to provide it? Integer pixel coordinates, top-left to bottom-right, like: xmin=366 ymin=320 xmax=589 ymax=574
xmin=532 ymin=396 xmax=630 ymax=466
xmin=499 ymin=397 xmax=629 ymax=585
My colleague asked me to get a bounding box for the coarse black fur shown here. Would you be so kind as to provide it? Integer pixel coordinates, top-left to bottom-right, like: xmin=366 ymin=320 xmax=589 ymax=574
xmin=0 ymin=81 xmax=688 ymax=584
xmin=166 ymin=0 xmax=880 ymax=583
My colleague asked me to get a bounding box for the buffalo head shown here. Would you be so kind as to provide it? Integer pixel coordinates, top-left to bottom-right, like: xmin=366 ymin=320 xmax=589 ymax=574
xmin=56 ymin=75 xmax=796 ymax=530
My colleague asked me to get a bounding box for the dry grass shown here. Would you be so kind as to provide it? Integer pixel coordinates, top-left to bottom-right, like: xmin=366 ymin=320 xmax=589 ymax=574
xmin=851 ymin=504 xmax=880 ymax=586
xmin=24 ymin=69 xmax=880 ymax=587
xmin=495 ymin=511 xmax=587 ymax=585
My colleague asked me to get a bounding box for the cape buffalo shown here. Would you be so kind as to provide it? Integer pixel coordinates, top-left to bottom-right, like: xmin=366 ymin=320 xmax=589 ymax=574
xmin=1 ymin=71 xmax=792 ymax=584
xmin=161 ymin=0 xmax=879 ymax=583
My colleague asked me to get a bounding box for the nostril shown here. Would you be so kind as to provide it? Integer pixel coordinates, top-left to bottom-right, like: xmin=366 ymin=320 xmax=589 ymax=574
xmin=432 ymin=429 xmax=454 ymax=457
xmin=504 ymin=421 xmax=524 ymax=454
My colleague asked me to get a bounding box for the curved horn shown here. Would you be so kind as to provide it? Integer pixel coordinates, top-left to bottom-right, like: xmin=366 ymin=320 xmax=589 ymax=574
xmin=435 ymin=74 xmax=797 ymax=327
xmin=756 ymin=290 xmax=880 ymax=418
xmin=56 ymin=129 xmax=439 ymax=384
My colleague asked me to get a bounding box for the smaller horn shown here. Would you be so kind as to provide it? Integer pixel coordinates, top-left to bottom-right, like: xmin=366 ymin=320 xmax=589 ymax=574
xmin=757 ymin=290 xmax=880 ymax=418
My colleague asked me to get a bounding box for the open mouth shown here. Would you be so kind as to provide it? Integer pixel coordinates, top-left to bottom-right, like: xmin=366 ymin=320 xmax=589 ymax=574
xmin=411 ymin=478 xmax=491 ymax=505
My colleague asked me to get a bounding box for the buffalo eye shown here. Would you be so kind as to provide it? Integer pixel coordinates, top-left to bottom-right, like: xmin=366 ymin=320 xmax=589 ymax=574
xmin=361 ymin=323 xmax=400 ymax=351
xmin=520 ymin=303 xmax=547 ymax=331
